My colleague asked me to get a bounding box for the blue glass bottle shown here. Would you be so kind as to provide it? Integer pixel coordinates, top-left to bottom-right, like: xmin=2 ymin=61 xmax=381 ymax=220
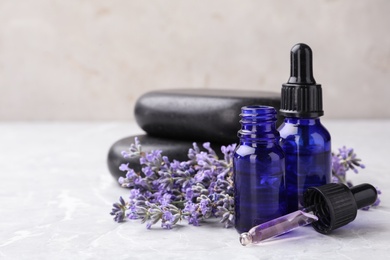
xmin=279 ymin=43 xmax=331 ymax=212
xmin=279 ymin=118 xmax=331 ymax=212
xmin=233 ymin=105 xmax=287 ymax=233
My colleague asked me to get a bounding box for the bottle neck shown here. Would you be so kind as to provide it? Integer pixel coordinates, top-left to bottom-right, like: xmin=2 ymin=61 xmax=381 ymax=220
xmin=283 ymin=117 xmax=321 ymax=126
xmin=238 ymin=106 xmax=279 ymax=144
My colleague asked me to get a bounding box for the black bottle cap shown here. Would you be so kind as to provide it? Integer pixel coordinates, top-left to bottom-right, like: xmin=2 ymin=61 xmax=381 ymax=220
xmin=280 ymin=43 xmax=324 ymax=118
xmin=303 ymin=183 xmax=378 ymax=234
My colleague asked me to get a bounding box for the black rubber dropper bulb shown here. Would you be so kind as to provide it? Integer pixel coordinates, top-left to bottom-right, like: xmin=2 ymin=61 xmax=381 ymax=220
xmin=280 ymin=43 xmax=323 ymax=118
xmin=288 ymin=43 xmax=316 ymax=84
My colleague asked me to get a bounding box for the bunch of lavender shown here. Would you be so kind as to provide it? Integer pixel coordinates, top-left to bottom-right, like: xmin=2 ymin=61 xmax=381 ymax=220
xmin=110 ymin=137 xmax=236 ymax=229
xmin=111 ymin=140 xmax=380 ymax=229
xmin=332 ymin=146 xmax=381 ymax=209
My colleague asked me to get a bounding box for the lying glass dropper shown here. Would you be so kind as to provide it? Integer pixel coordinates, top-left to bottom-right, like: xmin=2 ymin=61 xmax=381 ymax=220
xmin=240 ymin=183 xmax=378 ymax=246
xmin=240 ymin=209 xmax=318 ymax=246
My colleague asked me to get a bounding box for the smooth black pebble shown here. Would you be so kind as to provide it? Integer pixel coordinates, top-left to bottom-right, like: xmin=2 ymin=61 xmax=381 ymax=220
xmin=134 ymin=89 xmax=282 ymax=144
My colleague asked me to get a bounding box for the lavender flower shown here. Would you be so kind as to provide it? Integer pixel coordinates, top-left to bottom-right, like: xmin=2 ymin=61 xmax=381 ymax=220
xmin=183 ymin=201 xmax=200 ymax=226
xmin=332 ymin=147 xmax=366 ymax=184
xmin=161 ymin=207 xmax=181 ymax=229
xmin=197 ymin=195 xmax=212 ymax=218
xmin=121 ymin=137 xmax=142 ymax=158
xmin=110 ymin=196 xmax=127 ymax=222
xmin=331 ymin=146 xmax=381 ymax=209
xmin=336 ymin=146 xmax=365 ymax=174
xmin=161 ymin=210 xmax=174 ymax=229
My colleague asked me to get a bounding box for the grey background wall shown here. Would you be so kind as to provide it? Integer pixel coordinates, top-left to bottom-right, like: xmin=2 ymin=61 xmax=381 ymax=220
xmin=0 ymin=0 xmax=389 ymax=120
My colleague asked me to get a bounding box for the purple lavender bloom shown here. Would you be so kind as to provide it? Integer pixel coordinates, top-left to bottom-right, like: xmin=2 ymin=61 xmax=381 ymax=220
xmin=119 ymin=163 xmax=130 ymax=171
xmin=338 ymin=146 xmax=352 ymax=160
xmin=127 ymin=211 xmax=138 ymax=220
xmin=221 ymin=144 xmax=237 ymax=164
xmin=214 ymin=179 xmax=233 ymax=195
xmin=183 ymin=201 xmax=200 ymax=226
xmin=162 ymin=156 xmax=170 ymax=166
xmin=185 ymin=188 xmax=194 ymax=201
xmin=144 ymin=190 xmax=153 ymax=199
xmin=208 ymin=193 xmax=220 ymax=202
xmin=129 ymin=189 xmax=140 ymax=199
xmin=331 ymin=176 xmax=340 ymax=184
xmin=160 ymin=193 xmax=172 ymax=207
xmin=125 ymin=169 xmax=137 ymax=179
xmin=142 ymin=166 xmax=154 ymax=177
xmin=151 ymin=190 xmax=163 ymax=203
xmin=140 ymin=157 xmax=147 ymax=165
xmin=188 ymin=143 xmax=201 ymax=161
xmin=134 ymin=177 xmax=150 ymax=190
xmin=223 ymin=196 xmax=234 ymax=209
xmin=208 ymin=181 xmax=216 ymax=194
xmin=188 ymin=149 xmax=196 ymax=160
xmin=332 ymin=155 xmax=346 ymax=176
xmin=199 ymin=197 xmax=211 ymax=216
xmin=170 ymin=160 xmax=181 ymax=171
xmin=194 ymin=169 xmax=212 ymax=183
xmin=126 ymin=203 xmax=139 ymax=220
xmin=175 ymin=170 xmax=193 ymax=190
xmin=161 ymin=210 xmax=174 ymax=229
xmin=118 ymin=176 xmax=125 ymax=185
xmin=331 ymin=146 xmax=367 ymax=187
xmin=118 ymin=176 xmax=135 ymax=188
xmin=121 ymin=151 xmax=130 ymax=158
xmin=110 ymin=196 xmax=127 ymax=222
xmin=219 ymin=211 xmax=235 ymax=228
xmin=337 ymin=146 xmax=365 ymax=173
xmin=146 ymin=150 xmax=162 ymax=163
xmin=188 ymin=215 xmax=199 ymax=226
xmin=217 ymin=168 xmax=230 ymax=180
xmin=158 ymin=172 xmax=174 ymax=191
xmin=203 ymin=142 xmax=216 ymax=157
xmin=121 ymin=137 xmax=142 ymax=158
xmin=112 ymin=210 xmax=124 ymax=222
xmin=196 ymin=152 xmax=215 ymax=168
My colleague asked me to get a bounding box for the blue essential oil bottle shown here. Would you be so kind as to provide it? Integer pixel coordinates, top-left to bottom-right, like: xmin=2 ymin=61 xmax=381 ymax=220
xmin=278 ymin=43 xmax=331 ymax=213
xmin=233 ymin=105 xmax=287 ymax=233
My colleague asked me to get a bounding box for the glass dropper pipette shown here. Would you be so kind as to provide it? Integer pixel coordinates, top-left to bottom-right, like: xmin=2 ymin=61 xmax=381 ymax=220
xmin=239 ymin=183 xmax=378 ymax=246
xmin=240 ymin=209 xmax=318 ymax=246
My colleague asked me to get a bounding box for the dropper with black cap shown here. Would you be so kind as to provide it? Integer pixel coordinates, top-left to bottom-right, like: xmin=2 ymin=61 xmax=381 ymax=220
xmin=278 ymin=43 xmax=332 ymax=213
xmin=239 ymin=183 xmax=378 ymax=246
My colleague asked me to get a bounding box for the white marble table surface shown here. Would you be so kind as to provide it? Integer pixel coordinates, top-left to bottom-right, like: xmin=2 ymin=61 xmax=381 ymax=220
xmin=0 ymin=120 xmax=389 ymax=259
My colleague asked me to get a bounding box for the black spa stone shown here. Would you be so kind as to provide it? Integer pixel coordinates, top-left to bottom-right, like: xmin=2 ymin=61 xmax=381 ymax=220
xmin=135 ymin=89 xmax=282 ymax=144
xmin=107 ymin=134 xmax=226 ymax=181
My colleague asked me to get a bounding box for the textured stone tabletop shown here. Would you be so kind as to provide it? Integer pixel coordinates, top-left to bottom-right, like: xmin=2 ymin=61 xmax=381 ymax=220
xmin=0 ymin=121 xmax=389 ymax=259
